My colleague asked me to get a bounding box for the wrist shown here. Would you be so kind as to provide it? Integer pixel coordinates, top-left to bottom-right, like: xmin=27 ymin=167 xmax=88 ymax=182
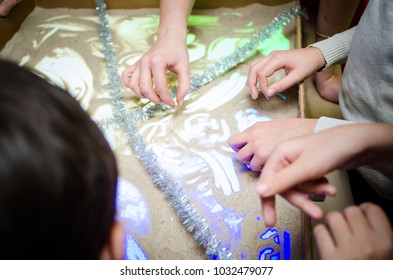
xmin=308 ymin=46 xmax=327 ymax=71
xmin=157 ymin=23 xmax=187 ymax=41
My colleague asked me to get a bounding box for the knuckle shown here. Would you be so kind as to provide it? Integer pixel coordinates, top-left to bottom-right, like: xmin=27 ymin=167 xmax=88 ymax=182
xmin=150 ymin=55 xmax=163 ymax=65
xmin=250 ymin=158 xmax=263 ymax=171
xmin=235 ymin=153 xmax=246 ymax=163
xmin=154 ymin=85 xmax=166 ymax=94
xmin=139 ymin=56 xmax=149 ymax=65
xmin=139 ymin=85 xmax=150 ymax=95
xmin=271 ymin=51 xmax=283 ymax=59
xmin=325 ymin=211 xmax=341 ymax=223
xmin=343 ymin=205 xmax=359 ymax=217
xmin=249 ymin=63 xmax=258 ymax=73
xmin=361 ymin=202 xmax=380 ymax=213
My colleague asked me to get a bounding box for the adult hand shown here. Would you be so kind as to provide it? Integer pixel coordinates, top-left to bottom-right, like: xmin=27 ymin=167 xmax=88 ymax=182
xmin=247 ymin=47 xmax=325 ymax=99
xmin=315 ymin=203 xmax=393 ymax=259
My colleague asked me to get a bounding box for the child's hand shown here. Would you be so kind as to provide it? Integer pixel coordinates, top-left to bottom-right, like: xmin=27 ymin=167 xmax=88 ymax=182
xmin=247 ymin=47 xmax=325 ymax=99
xmin=315 ymin=203 xmax=393 ymax=260
xmin=228 ymin=118 xmax=317 ymax=171
xmin=0 ymin=0 xmax=20 ymax=18
xmin=122 ymin=30 xmax=190 ymax=108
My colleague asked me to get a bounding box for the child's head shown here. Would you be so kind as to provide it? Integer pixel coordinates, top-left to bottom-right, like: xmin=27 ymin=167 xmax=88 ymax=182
xmin=0 ymin=59 xmax=123 ymax=259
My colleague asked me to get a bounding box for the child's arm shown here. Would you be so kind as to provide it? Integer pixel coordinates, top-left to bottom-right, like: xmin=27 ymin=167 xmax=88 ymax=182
xmin=254 ymin=122 xmax=393 ymax=226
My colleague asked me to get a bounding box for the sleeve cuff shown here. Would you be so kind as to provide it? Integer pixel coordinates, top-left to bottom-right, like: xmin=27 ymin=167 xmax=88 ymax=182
xmin=308 ymin=27 xmax=356 ymax=70
xmin=314 ymin=116 xmax=355 ymax=133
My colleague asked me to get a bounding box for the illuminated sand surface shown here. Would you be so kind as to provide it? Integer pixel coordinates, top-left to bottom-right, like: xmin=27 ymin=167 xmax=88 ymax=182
xmin=1 ymin=2 xmax=302 ymax=259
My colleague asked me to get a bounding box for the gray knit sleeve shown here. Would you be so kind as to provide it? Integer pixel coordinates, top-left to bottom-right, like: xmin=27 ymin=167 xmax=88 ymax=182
xmin=308 ymin=27 xmax=357 ymax=70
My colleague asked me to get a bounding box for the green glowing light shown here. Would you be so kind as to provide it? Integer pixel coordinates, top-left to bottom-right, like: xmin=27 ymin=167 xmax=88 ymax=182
xmin=186 ymin=14 xmax=290 ymax=68
xmin=187 ymin=14 xmax=289 ymax=57
xmin=186 ymin=33 xmax=196 ymax=45
xmin=256 ymin=27 xmax=290 ymax=56
xmin=206 ymin=27 xmax=290 ymax=61
xmin=207 ymin=38 xmax=250 ymax=61
xmin=233 ymin=28 xmax=257 ymax=33
xmin=188 ymin=15 xmax=219 ymax=26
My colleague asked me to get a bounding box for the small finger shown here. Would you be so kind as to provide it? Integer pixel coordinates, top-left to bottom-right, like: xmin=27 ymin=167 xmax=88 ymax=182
xmin=282 ymin=190 xmax=324 ymax=220
xmin=314 ymin=224 xmax=336 ymax=259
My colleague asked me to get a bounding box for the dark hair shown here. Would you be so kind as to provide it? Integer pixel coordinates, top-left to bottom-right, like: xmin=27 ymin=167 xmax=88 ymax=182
xmin=0 ymin=59 xmax=118 ymax=259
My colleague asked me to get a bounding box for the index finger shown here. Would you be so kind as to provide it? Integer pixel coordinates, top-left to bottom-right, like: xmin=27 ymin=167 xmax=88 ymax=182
xmin=260 ymin=196 xmax=277 ymax=227
xmin=247 ymin=56 xmax=271 ymax=99
xmin=248 ymin=53 xmax=287 ymax=96
xmin=228 ymin=132 xmax=247 ymax=152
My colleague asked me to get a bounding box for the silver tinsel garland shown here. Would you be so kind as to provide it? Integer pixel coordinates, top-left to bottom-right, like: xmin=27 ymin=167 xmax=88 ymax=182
xmin=95 ymin=0 xmax=304 ymax=260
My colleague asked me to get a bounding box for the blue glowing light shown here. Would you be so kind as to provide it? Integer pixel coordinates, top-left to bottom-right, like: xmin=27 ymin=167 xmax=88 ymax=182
xmin=116 ymin=178 xmax=150 ymax=236
xmin=243 ymin=163 xmax=252 ymax=170
xmin=258 ymin=228 xmax=291 ymax=260
xmin=124 ymin=233 xmax=148 ymax=260
xmin=260 ymin=228 xmax=278 ymax=240
xmin=283 ymin=231 xmax=291 ymax=260
xmin=270 ymin=252 xmax=280 ymax=260
xmin=258 ymin=247 xmax=274 ymax=260
xmin=116 ymin=178 xmax=150 ymax=260
xmin=240 ymin=252 xmax=248 ymax=259
xmin=188 ymin=186 xmax=246 ymax=252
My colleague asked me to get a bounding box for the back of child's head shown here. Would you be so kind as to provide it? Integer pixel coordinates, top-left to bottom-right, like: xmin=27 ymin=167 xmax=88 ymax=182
xmin=0 ymin=59 xmax=118 ymax=259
